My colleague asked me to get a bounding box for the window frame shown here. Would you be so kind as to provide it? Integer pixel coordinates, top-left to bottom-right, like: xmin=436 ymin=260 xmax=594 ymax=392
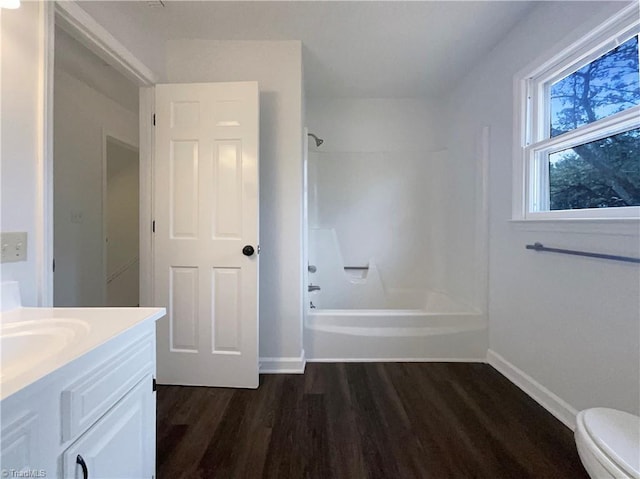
xmin=514 ymin=4 xmax=640 ymax=221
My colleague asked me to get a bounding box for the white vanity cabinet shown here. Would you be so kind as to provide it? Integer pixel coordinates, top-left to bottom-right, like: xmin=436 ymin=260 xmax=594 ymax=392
xmin=0 ymin=400 xmax=48 ymax=477
xmin=62 ymin=374 xmax=154 ymax=479
xmin=0 ymin=313 xmax=160 ymax=479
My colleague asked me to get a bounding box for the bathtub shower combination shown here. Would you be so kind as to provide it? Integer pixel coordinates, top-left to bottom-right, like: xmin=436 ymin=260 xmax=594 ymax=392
xmin=304 ymin=137 xmax=488 ymax=361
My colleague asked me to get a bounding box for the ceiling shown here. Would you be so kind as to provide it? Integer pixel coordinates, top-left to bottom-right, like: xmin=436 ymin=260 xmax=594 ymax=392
xmin=79 ymin=1 xmax=537 ymax=98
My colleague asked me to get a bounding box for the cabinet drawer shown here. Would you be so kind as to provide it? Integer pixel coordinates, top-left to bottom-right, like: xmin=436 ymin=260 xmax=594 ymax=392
xmin=61 ymin=334 xmax=154 ymax=442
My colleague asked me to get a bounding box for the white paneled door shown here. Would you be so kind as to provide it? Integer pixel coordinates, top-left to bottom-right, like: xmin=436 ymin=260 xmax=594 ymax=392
xmin=154 ymin=82 xmax=259 ymax=388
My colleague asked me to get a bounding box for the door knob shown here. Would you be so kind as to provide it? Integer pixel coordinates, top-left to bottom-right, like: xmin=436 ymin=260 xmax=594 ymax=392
xmin=242 ymin=245 xmax=255 ymax=257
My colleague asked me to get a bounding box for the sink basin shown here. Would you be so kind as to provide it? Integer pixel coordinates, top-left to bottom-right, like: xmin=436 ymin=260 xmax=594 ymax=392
xmin=1 ymin=319 xmax=90 ymax=381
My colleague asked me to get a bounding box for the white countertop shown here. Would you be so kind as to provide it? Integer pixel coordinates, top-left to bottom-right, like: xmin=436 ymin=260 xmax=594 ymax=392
xmin=0 ymin=307 xmax=166 ymax=401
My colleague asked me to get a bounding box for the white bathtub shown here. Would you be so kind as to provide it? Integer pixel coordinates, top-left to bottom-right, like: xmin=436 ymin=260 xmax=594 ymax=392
xmin=304 ymin=291 xmax=488 ymax=361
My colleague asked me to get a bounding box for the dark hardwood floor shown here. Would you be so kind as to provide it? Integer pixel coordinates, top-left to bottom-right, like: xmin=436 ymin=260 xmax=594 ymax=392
xmin=156 ymin=363 xmax=588 ymax=479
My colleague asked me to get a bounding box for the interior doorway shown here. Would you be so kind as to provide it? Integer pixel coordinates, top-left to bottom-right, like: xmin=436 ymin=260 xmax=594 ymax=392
xmin=105 ymin=137 xmax=140 ymax=306
xmin=53 ymin=25 xmax=140 ymax=307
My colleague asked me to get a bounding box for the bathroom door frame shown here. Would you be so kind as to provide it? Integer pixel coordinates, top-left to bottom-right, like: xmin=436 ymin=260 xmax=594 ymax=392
xmin=38 ymin=1 xmax=157 ymax=307
xmin=102 ymin=133 xmax=141 ymax=306
xmin=302 ymin=127 xmax=310 ymax=343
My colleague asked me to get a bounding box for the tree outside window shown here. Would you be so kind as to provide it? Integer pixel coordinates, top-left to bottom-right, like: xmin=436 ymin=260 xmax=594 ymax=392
xmin=547 ymin=35 xmax=640 ymax=210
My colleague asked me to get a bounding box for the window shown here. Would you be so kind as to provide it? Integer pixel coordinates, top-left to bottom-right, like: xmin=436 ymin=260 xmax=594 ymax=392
xmin=517 ymin=5 xmax=640 ymax=220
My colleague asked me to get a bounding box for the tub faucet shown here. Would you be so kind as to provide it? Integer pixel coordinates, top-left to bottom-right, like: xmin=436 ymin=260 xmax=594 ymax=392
xmin=308 ymin=284 xmax=321 ymax=292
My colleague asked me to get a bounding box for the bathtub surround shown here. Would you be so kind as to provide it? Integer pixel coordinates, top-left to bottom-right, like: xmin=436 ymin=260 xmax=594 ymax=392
xmin=308 ymin=153 xmax=442 ymax=299
xmin=306 ymin=99 xmax=444 ymax=302
xmin=305 ymin=97 xmax=488 ymax=361
xmin=306 ymin=97 xmax=487 ymax=309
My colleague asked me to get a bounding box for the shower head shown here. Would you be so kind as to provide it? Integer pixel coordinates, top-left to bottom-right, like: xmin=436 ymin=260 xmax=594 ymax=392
xmin=308 ymin=132 xmax=324 ymax=147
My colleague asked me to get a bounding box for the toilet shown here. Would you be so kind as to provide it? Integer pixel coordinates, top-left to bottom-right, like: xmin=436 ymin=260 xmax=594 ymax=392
xmin=575 ymin=408 xmax=640 ymax=479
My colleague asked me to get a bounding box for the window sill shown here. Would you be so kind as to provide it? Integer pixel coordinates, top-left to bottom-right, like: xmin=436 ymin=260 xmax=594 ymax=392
xmin=509 ymin=218 xmax=640 ymax=236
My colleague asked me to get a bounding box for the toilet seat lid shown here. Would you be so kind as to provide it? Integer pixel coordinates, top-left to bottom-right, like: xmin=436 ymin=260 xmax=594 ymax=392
xmin=582 ymin=408 xmax=640 ymax=479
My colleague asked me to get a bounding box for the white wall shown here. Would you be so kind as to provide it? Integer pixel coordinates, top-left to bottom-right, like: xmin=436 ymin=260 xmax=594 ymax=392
xmin=54 ymin=65 xmax=138 ymax=306
xmin=307 ymin=98 xmax=445 ymax=153
xmin=0 ymin=3 xmax=45 ymax=307
xmin=165 ymin=40 xmax=304 ymax=360
xmin=106 ymin=139 xmax=139 ymax=307
xmin=306 ymin=98 xmax=483 ymax=307
xmin=55 ymin=26 xmax=139 ymax=114
xmin=446 ymin=1 xmax=640 ymax=416
xmin=75 ymin=1 xmax=165 ymax=80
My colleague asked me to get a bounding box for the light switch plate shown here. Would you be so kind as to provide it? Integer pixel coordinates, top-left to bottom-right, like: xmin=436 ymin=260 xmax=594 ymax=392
xmin=1 ymin=232 xmax=27 ymax=263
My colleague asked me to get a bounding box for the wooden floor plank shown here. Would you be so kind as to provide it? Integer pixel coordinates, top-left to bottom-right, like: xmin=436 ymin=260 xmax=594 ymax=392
xmin=262 ymin=375 xmax=306 ymax=478
xmin=156 ymin=387 xmax=234 ymax=479
xmin=345 ymin=363 xmax=404 ymax=479
xmin=157 ymin=363 xmax=589 ymax=479
xmin=227 ymin=375 xmax=282 ymax=479
xmin=318 ymin=363 xmax=368 ymax=479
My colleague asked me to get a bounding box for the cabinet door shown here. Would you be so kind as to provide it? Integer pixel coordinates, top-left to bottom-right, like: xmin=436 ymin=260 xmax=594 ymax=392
xmin=0 ymin=412 xmax=40 ymax=473
xmin=62 ymin=375 xmax=155 ymax=479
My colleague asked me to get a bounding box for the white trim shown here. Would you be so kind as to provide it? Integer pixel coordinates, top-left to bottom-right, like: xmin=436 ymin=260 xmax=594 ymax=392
xmin=37 ymin=1 xmax=55 ymax=306
xmin=54 ymin=1 xmax=157 ymax=86
xmin=512 ymin=71 xmax=529 ymax=220
xmin=525 ymin=3 xmax=639 ymax=90
xmin=259 ymin=351 xmax=306 ymax=374
xmin=106 ymin=257 xmax=139 ymax=284
xmin=307 ymin=357 xmax=486 ymax=363
xmin=102 ymin=129 xmax=108 ymax=304
xmin=526 ymin=207 xmax=640 ymax=221
xmin=486 ymin=349 xmax=578 ymax=430
xmin=302 ymin=127 xmax=310 ymax=368
xmin=0 ymin=6 xmax=2 ymax=265
xmin=513 ymin=3 xmax=640 ymax=223
xmin=525 ymin=107 xmax=640 ymax=218
xmin=102 ymin=132 xmax=140 ymax=305
xmin=138 ymin=88 xmax=154 ymax=307
xmin=529 ymin=106 xmax=640 ymax=159
xmin=510 ymin=218 xmax=640 ymax=237
xmin=474 ymin=125 xmax=490 ymax=313
xmin=41 ymin=2 xmax=157 ymax=306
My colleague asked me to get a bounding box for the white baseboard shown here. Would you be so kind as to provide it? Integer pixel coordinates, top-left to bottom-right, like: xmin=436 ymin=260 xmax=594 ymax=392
xmin=307 ymin=357 xmax=486 ymax=363
xmin=260 ymin=349 xmax=578 ymax=431
xmin=487 ymin=349 xmax=578 ymax=430
xmin=259 ymin=350 xmax=306 ymax=374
